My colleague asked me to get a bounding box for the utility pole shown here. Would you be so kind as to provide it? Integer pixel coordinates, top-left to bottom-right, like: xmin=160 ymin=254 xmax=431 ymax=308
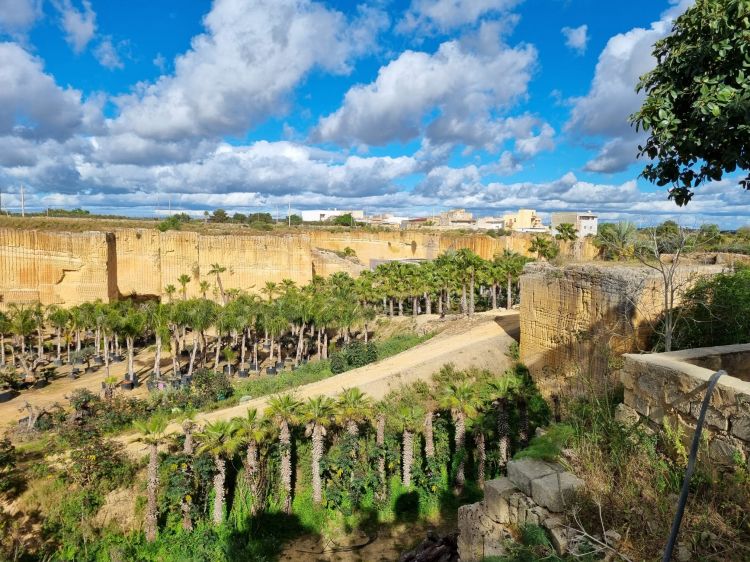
xmin=288 ymin=202 xmax=291 ymax=227
xmin=20 ymin=185 xmax=25 ymax=217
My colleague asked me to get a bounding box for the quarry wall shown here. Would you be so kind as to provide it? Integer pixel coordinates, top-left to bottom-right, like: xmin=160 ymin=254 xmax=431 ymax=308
xmin=518 ymin=262 xmax=721 ymax=396
xmin=0 ymin=227 xmax=596 ymax=307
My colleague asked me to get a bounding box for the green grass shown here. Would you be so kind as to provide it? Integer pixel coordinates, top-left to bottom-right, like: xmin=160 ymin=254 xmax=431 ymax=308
xmin=375 ymin=333 xmax=433 ymax=360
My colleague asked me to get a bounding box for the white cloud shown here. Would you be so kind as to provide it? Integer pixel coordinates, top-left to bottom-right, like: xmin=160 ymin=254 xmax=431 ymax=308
xmin=566 ymin=2 xmax=691 ymax=173
xmin=316 ymin=23 xmax=539 ymax=152
xmin=94 ymin=37 xmax=123 ymax=69
xmin=54 ymin=0 xmax=96 ymax=53
xmin=0 ymin=42 xmax=85 ymax=140
xmin=153 ymin=52 xmax=166 ymax=72
xmin=398 ymin=0 xmax=522 ymax=34
xmin=0 ymin=0 xmax=42 ymax=37
xmin=112 ymin=0 xmax=387 ymax=141
xmin=561 ymin=24 xmax=588 ymax=55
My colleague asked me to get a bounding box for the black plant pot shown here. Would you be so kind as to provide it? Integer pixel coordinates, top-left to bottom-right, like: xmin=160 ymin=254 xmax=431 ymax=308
xmin=266 ymin=366 xmax=277 ymax=376
xmin=238 ymin=369 xmax=249 ymax=378
xmin=131 ymin=373 xmax=139 ymax=387
xmin=223 ymin=365 xmax=232 ymax=376
xmin=33 ymin=379 xmax=48 ymax=389
xmin=249 ymin=363 xmax=259 ymax=372
xmin=275 ymin=361 xmax=284 ymax=370
xmin=94 ymin=356 xmax=104 ymax=366
xmin=53 ymin=359 xmax=63 ymax=366
xmin=121 ymin=380 xmax=134 ymax=391
xmin=85 ymin=366 xmax=95 ymax=374
xmin=71 ymin=367 xmax=81 ymax=376
xmin=69 ymin=372 xmax=78 ymax=380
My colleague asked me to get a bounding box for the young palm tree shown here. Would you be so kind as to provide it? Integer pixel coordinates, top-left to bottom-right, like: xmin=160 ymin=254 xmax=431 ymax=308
xmin=199 ymin=280 xmax=211 ymax=299
xmin=164 ymin=284 xmax=177 ymax=303
xmin=47 ymin=306 xmax=70 ymax=363
xmin=144 ymin=302 xmax=169 ymax=379
xmin=439 ymin=381 xmax=481 ymax=492
xmin=266 ymin=394 xmax=300 ymax=514
xmin=302 ymin=396 xmax=335 ymax=505
xmin=411 ymin=381 xmax=438 ymax=460
xmin=120 ymin=306 xmax=147 ymax=383
xmin=196 ymin=420 xmax=233 ymax=525
xmin=133 ymin=415 xmax=168 ymax=542
xmin=177 ymin=273 xmax=192 ymax=300
xmin=0 ymin=311 xmax=9 ymax=366
xmin=388 ymin=392 xmax=425 ymax=488
xmin=373 ymin=402 xmax=388 ymax=501
xmin=555 ymin=222 xmax=578 ymax=242
xmin=528 ymin=235 xmax=559 ymax=261
xmin=229 ymin=408 xmax=268 ymax=516
xmin=209 ymin=263 xmax=228 ymax=304
xmin=335 ymin=387 xmax=371 ymax=437
xmin=494 ymin=250 xmax=529 ymax=309
xmin=180 ymin=417 xmax=196 ymax=530
xmin=485 ymin=372 xmax=522 ymax=468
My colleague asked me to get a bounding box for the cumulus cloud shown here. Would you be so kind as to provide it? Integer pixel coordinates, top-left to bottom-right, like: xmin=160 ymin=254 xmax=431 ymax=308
xmin=561 ymin=24 xmax=588 ymax=54
xmin=111 ymin=0 xmax=387 ymax=141
xmin=0 ymin=0 xmax=42 ymax=37
xmin=0 ymin=42 xmax=84 ymax=140
xmin=316 ymin=22 xmax=541 ymax=154
xmin=566 ymin=2 xmax=691 ymax=173
xmin=54 ymin=0 xmax=96 ymax=53
xmin=398 ymin=0 xmax=522 ymax=34
xmin=94 ymin=37 xmax=123 ymax=69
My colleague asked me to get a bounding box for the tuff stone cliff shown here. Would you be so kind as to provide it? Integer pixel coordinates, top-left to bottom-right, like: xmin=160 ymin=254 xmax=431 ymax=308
xmin=519 ymin=262 xmax=722 ymax=396
xmin=0 ymin=226 xmax=596 ymax=308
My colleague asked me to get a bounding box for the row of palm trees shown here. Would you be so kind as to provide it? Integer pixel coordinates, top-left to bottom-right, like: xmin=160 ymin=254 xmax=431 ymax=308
xmin=0 ymin=249 xmax=532 ymax=383
xmin=136 ymin=364 xmax=538 ymax=540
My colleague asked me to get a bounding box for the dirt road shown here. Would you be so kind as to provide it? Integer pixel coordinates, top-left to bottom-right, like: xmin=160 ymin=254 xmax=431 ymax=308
xmin=121 ymin=310 xmax=519 ymax=452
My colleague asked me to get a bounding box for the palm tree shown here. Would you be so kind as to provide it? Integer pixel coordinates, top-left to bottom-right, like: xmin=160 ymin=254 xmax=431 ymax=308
xmin=133 ymin=415 xmax=168 ymax=542
xmin=595 ymin=221 xmax=637 ymax=260
xmin=494 ymin=250 xmax=530 ymax=309
xmin=261 ymin=280 xmax=278 ymax=303
xmin=47 ymin=306 xmax=70 ymax=363
xmin=485 ymin=372 xmax=522 ymax=470
xmin=196 ymin=420 xmax=233 ymax=525
xmin=185 ymin=298 xmax=219 ymax=374
xmin=439 ymin=381 xmax=481 ymax=492
xmin=528 ymin=235 xmax=559 ymax=261
xmin=388 ymin=392 xmax=425 ymax=488
xmin=164 ymin=284 xmax=177 ymax=303
xmin=9 ymin=304 xmax=35 ymax=376
xmin=180 ymin=417 xmax=196 ymax=530
xmin=209 ymin=263 xmax=228 ymax=304
xmin=120 ymin=306 xmax=147 ymax=384
xmin=199 ymin=280 xmax=211 ymax=299
xmin=374 ymin=404 xmax=388 ymax=500
xmin=31 ymin=303 xmax=46 ymax=361
xmin=177 ymin=274 xmax=192 ymax=300
xmin=144 ymin=302 xmax=169 ymax=379
xmin=0 ymin=311 xmax=9 ymax=365
xmin=335 ymin=387 xmax=371 ymax=436
xmin=266 ymin=394 xmax=300 ymax=514
xmin=554 ymin=223 xmax=578 ymax=242
xmin=411 ymin=381 xmax=437 ymax=461
xmin=302 ymin=396 xmax=335 ymax=505
xmin=229 ymin=408 xmax=268 ymax=516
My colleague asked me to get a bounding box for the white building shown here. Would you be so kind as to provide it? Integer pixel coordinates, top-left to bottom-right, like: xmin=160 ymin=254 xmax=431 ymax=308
xmin=300 ymin=209 xmax=365 ymax=222
xmin=551 ymin=211 xmax=598 ymax=237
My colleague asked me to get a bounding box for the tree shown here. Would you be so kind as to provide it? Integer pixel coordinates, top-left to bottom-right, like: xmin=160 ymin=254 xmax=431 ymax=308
xmin=439 ymin=381 xmax=481 ymax=491
xmin=208 ymin=263 xmax=227 ymax=304
xmin=335 ymin=387 xmax=371 ymax=437
xmin=494 ymin=250 xmax=530 ymax=308
xmin=631 ymin=0 xmax=750 ymax=206
xmin=0 ymin=311 xmax=9 ymax=366
xmin=302 ymin=396 xmax=335 ymax=505
xmin=199 ymin=280 xmax=210 ymax=299
xmin=595 ymin=222 xmax=637 ymax=261
xmin=177 ymin=274 xmax=192 ymax=300
xmin=288 ymin=214 xmax=303 ymax=226
xmin=133 ymin=415 xmax=168 ymax=542
xmin=164 ymin=284 xmax=177 ymax=303
xmin=229 ymin=409 xmax=268 ymax=516
xmin=47 ymin=306 xmax=70 ymax=363
xmin=120 ymin=306 xmax=146 ymax=384
xmin=210 ymin=209 xmax=229 ymax=223
xmin=388 ymin=392 xmax=424 ymax=488
xmin=484 ymin=372 xmax=522 ymax=469
xmin=528 ymin=235 xmax=559 ymax=261
xmin=554 ymin=223 xmax=578 ymax=242
xmin=266 ymin=394 xmax=300 ymax=514
xmin=332 ymin=213 xmax=355 ymax=227
xmin=196 ymin=420 xmax=233 ymax=524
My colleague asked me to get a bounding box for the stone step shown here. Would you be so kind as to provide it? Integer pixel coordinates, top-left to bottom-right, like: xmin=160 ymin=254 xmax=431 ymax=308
xmin=506 ymin=458 xmax=563 ymax=495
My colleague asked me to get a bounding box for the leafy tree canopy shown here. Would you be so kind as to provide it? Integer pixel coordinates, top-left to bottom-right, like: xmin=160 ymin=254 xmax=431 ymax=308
xmin=631 ymin=0 xmax=750 ymax=206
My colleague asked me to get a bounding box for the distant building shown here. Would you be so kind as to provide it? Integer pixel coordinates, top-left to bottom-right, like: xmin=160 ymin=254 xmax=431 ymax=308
xmin=301 ymin=209 xmax=365 ymax=222
xmin=551 ymin=211 xmax=598 ymax=237
xmin=439 ymin=208 xmax=475 ymax=228
xmin=502 ymin=209 xmax=546 ymax=232
xmin=363 ymin=213 xmax=411 ymax=228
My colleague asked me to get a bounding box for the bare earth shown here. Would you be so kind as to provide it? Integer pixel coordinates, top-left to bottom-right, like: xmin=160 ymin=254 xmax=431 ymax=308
xmin=119 ymin=310 xmax=520 ymax=455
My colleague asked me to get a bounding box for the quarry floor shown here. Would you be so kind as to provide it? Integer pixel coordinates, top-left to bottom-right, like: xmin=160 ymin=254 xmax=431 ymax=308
xmin=119 ymin=310 xmax=519 ymax=456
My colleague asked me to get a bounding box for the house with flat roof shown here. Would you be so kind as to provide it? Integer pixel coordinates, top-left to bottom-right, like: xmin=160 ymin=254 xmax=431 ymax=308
xmin=551 ymin=211 xmax=598 ymax=237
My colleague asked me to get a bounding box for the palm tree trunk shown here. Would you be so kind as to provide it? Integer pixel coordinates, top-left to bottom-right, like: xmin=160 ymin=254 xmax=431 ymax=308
xmin=454 ymin=410 xmax=466 ymax=489
xmin=127 ymin=336 xmax=135 ymax=382
xmin=376 ymin=413 xmax=386 ymax=500
xmin=437 ymin=293 xmax=443 ymax=315
xmin=37 ymin=328 xmax=44 ymax=360
xmin=153 ymin=334 xmax=161 ymax=378
xmin=0 ymin=334 xmax=5 ymax=365
xmin=475 ymin=432 xmax=486 ymax=490
xmin=346 ymin=420 xmax=358 ymax=436
xmin=469 ymin=270 xmax=475 ymax=316
xmin=280 ymin=421 xmax=293 ymax=514
xmin=519 ymin=397 xmax=529 ymax=448
xmin=402 ymin=429 xmax=414 ymax=487
xmin=145 ymin=442 xmax=159 ymax=542
xmin=56 ymin=328 xmax=62 ymax=361
xmin=103 ymin=333 xmax=110 ymax=379
xmin=424 ymin=411 xmax=435 ymax=459
xmin=322 ymin=332 xmax=328 ymax=360
xmin=212 ymin=455 xmax=226 ymax=524
xmin=172 ymin=336 xmax=179 ymax=377
xmin=240 ymin=330 xmax=247 ymax=370
xmin=412 ymin=297 xmax=418 ymax=316
xmin=491 ymin=283 xmax=498 ymax=309
xmin=246 ymin=441 xmax=261 ymax=515
xmin=398 ymin=299 xmax=403 ymax=316
xmin=216 ymin=274 xmax=226 ymax=305
xmin=312 ymin=425 xmax=324 ymax=505
xmin=389 ymin=298 xmax=394 ymax=317
xmin=76 ymin=330 xmax=81 ymax=352
xmin=497 ymin=398 xmax=510 ymax=469
xmin=187 ymin=339 xmax=198 ymax=378
xmin=425 ymin=292 xmax=432 ymax=315
xmin=214 ymin=335 xmax=221 ymax=370
xmin=506 ymin=275 xmax=513 ymax=309
xmin=295 ymin=323 xmax=304 ymax=365
xmin=461 ymin=284 xmax=467 ymax=315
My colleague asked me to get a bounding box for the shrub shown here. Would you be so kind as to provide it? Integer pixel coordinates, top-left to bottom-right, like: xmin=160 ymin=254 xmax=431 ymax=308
xmin=192 ymin=369 xmax=233 ymax=404
xmin=329 ymin=353 xmax=347 ymax=374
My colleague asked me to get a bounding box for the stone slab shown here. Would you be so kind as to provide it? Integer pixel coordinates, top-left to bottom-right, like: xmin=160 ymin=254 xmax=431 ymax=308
xmin=483 ymin=477 xmax=518 ymax=524
xmin=507 ymin=458 xmax=562 ymax=495
xmin=531 ymin=471 xmax=584 ymax=513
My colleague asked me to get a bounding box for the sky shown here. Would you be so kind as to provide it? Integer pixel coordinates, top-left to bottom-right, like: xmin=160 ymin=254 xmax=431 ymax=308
xmin=0 ymin=0 xmax=747 ymax=226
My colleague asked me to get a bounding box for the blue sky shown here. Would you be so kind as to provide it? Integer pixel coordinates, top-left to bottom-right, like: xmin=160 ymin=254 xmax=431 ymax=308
xmin=0 ymin=0 xmax=746 ymax=226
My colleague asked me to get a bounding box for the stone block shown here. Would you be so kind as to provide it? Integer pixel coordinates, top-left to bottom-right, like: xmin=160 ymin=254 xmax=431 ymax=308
xmin=531 ymin=472 xmax=584 ymax=513
xmin=614 ymin=403 xmax=639 ymax=425
xmin=690 ymin=402 xmax=729 ymax=431
xmin=637 ymin=373 xmax=664 ymax=399
xmin=548 ymin=525 xmax=571 ymax=555
xmin=457 ymin=501 xmax=510 ymax=562
xmin=507 ymin=458 xmax=562 ymax=495
xmin=633 ymin=393 xmax=651 ymax=416
xmin=483 ymin=477 xmax=518 ymax=524
xmin=709 ymin=436 xmax=745 ymax=465
xmin=731 ymin=414 xmax=750 ymax=442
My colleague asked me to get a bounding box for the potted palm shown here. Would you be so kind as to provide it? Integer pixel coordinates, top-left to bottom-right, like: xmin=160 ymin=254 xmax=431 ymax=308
xmin=222 ymin=347 xmax=237 ymax=377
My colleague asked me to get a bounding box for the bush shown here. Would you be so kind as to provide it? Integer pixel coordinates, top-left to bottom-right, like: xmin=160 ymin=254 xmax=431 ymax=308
xmin=329 ymin=353 xmax=348 ymax=374
xmin=192 ymin=369 xmax=233 ymax=404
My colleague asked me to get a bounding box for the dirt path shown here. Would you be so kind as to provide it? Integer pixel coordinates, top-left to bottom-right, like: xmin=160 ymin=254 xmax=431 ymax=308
xmin=121 ymin=310 xmax=519 ymax=455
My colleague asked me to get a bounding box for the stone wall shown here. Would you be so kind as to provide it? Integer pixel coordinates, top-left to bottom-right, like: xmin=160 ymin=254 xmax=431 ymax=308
xmin=620 ymin=345 xmax=750 ymax=466
xmin=0 ymin=229 xmax=115 ymax=307
xmin=518 ymin=262 xmax=721 ymax=395
xmin=0 ymin=227 xmax=597 ymax=307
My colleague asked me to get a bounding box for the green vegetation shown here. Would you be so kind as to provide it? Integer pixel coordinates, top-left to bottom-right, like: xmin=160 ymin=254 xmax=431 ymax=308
xmin=0 ymin=364 xmax=550 ymax=561
xmin=632 ymin=0 xmax=750 ymax=205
